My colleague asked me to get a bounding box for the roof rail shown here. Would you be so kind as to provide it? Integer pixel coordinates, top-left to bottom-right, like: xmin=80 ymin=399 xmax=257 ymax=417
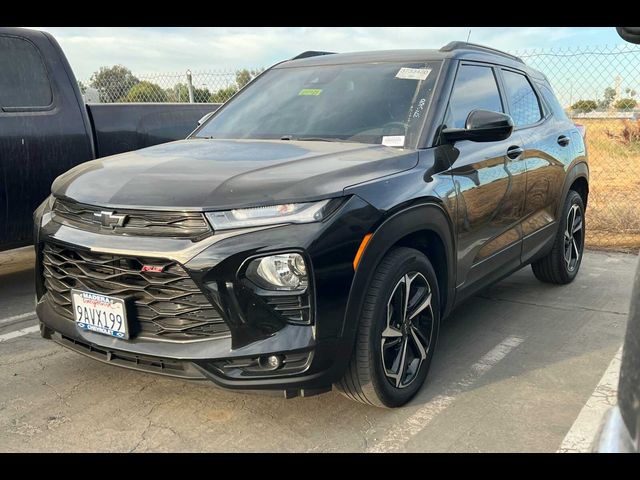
xmin=439 ymin=41 xmax=524 ymax=64
xmin=290 ymin=51 xmax=336 ymax=60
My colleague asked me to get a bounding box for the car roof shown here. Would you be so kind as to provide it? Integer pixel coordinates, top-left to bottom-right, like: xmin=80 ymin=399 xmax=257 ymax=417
xmin=275 ymin=42 xmax=546 ymax=81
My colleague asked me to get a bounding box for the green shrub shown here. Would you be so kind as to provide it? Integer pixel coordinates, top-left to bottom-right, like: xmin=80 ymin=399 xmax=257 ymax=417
xmin=571 ymin=100 xmax=598 ymax=113
xmin=123 ymin=81 xmax=168 ymax=102
xmin=614 ymin=98 xmax=638 ymax=111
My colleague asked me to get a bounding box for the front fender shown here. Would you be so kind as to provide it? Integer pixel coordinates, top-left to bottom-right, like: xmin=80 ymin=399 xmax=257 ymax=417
xmin=332 ymin=202 xmax=456 ymax=376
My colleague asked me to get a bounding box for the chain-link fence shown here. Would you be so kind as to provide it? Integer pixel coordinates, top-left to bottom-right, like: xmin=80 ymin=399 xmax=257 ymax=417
xmin=80 ymin=68 xmax=261 ymax=104
xmin=511 ymin=44 xmax=640 ymax=251
xmin=80 ymin=43 xmax=640 ymax=251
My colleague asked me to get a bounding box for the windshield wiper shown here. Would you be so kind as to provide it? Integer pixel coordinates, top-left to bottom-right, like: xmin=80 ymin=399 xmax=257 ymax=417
xmin=280 ymin=135 xmax=353 ymax=143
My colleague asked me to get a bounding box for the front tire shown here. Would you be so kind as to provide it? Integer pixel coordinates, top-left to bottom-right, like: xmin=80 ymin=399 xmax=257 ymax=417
xmin=336 ymin=247 xmax=440 ymax=408
xmin=531 ymin=190 xmax=585 ymax=284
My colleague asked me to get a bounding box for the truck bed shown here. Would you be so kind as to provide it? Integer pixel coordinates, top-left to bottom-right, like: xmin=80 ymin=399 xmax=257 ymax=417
xmin=87 ymin=103 xmax=219 ymax=158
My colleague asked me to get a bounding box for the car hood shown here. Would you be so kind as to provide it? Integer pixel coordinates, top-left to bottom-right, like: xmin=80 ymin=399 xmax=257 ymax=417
xmin=52 ymin=138 xmax=419 ymax=210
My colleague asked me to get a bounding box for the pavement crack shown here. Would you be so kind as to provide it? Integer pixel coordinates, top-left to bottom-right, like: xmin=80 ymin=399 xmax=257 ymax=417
xmin=476 ymin=295 xmax=628 ymax=316
xmin=129 ymin=419 xmax=152 ymax=453
xmin=42 ymin=381 xmax=71 ymax=408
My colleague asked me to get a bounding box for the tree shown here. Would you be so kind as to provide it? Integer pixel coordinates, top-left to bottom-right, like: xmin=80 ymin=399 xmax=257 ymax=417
xmin=77 ymin=80 xmax=87 ymax=94
xmin=123 ymin=81 xmax=168 ymax=102
xmin=571 ymin=99 xmax=598 ymax=113
xmin=168 ymin=83 xmax=211 ymax=103
xmin=209 ymin=86 xmax=238 ymax=103
xmin=235 ymin=68 xmax=264 ymax=89
xmin=598 ymin=87 xmax=617 ymax=110
xmin=90 ymin=65 xmax=139 ymax=103
xmin=625 ymin=88 xmax=637 ymax=98
xmin=614 ymin=98 xmax=638 ymax=110
xmin=207 ymin=68 xmax=264 ymax=104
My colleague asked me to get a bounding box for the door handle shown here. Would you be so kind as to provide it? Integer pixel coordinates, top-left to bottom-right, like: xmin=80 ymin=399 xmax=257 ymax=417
xmin=506 ymin=146 xmax=524 ymax=159
xmin=557 ymin=135 xmax=571 ymax=146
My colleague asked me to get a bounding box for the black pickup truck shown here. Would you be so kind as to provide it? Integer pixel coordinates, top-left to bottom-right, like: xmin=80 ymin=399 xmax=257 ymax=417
xmin=0 ymin=27 xmax=219 ymax=250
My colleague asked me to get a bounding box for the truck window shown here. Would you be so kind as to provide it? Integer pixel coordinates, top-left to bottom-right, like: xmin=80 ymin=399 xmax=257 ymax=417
xmin=501 ymin=70 xmax=542 ymax=127
xmin=443 ymin=64 xmax=504 ymax=129
xmin=0 ymin=35 xmax=53 ymax=109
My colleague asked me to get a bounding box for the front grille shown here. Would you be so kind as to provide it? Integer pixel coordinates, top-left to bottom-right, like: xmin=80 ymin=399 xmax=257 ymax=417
xmin=42 ymin=243 xmax=229 ymax=341
xmin=52 ymin=199 xmax=212 ymax=240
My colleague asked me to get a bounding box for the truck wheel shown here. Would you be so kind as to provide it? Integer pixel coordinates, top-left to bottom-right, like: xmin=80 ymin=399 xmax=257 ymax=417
xmin=531 ymin=190 xmax=585 ymax=284
xmin=336 ymin=247 xmax=440 ymax=408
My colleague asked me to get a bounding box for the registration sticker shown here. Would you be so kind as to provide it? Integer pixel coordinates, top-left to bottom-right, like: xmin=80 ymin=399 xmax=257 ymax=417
xmin=395 ymin=68 xmax=431 ymax=81
xmin=298 ymin=88 xmax=323 ymax=96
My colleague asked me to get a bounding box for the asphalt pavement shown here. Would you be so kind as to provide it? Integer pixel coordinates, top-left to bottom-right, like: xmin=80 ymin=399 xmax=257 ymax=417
xmin=0 ymin=246 xmax=635 ymax=452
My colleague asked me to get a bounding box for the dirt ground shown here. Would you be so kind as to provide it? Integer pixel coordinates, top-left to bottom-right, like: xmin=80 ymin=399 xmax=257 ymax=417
xmin=579 ymin=118 xmax=640 ymax=252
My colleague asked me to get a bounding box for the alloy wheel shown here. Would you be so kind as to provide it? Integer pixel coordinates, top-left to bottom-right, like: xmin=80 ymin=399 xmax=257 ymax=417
xmin=564 ymin=204 xmax=583 ymax=272
xmin=381 ymin=272 xmax=435 ymax=389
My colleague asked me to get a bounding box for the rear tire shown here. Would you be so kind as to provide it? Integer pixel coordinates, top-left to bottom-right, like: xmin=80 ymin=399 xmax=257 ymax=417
xmin=531 ymin=190 xmax=585 ymax=284
xmin=336 ymin=247 xmax=440 ymax=408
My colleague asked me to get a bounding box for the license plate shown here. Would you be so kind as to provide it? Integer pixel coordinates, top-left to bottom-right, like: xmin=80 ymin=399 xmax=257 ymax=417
xmin=71 ymin=289 xmax=129 ymax=339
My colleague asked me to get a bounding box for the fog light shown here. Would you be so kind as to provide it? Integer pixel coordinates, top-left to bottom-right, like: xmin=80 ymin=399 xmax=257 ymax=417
xmin=260 ymin=355 xmax=283 ymax=371
xmin=249 ymin=253 xmax=308 ymax=290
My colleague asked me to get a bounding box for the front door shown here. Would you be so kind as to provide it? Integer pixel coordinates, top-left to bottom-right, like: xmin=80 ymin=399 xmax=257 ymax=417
xmin=443 ymin=63 xmax=528 ymax=296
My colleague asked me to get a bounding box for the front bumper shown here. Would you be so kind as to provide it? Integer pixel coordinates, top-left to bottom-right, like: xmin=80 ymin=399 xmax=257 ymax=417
xmin=34 ymin=195 xmax=380 ymax=394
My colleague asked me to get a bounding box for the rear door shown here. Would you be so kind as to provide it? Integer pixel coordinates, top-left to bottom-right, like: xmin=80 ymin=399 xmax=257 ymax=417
xmin=0 ymin=29 xmax=93 ymax=249
xmin=444 ymin=63 xmax=528 ymax=296
xmin=498 ymin=69 xmax=572 ymax=263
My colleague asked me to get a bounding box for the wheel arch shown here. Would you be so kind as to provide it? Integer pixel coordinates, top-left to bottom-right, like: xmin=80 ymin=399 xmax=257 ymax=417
xmin=558 ymin=161 xmax=589 ymax=218
xmin=341 ymin=202 xmax=456 ymax=343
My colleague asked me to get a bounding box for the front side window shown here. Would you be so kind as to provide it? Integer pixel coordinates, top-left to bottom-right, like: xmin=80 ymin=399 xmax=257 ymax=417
xmin=0 ymin=35 xmax=52 ymax=109
xmin=196 ymin=61 xmax=442 ymax=148
xmin=443 ymin=64 xmax=503 ymax=129
xmin=501 ymin=70 xmax=542 ymax=127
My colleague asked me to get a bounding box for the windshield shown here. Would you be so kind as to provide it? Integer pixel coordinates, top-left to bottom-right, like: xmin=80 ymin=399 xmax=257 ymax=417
xmin=195 ymin=61 xmax=441 ymax=148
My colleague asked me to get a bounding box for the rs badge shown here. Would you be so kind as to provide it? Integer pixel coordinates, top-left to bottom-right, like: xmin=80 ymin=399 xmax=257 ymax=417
xmin=141 ymin=265 xmax=164 ymax=273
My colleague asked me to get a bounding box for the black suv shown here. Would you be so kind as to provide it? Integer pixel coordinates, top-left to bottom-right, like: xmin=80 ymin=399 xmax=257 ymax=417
xmin=34 ymin=42 xmax=588 ymax=407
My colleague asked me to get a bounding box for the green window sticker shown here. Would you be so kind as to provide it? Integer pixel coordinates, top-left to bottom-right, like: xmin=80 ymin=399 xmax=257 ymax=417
xmin=298 ymin=88 xmax=322 ymax=96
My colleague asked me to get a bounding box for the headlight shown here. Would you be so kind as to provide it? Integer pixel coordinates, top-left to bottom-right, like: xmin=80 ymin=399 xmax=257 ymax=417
xmin=34 ymin=194 xmax=55 ymax=225
xmin=205 ymin=199 xmax=332 ymax=231
xmin=246 ymin=253 xmax=308 ymax=290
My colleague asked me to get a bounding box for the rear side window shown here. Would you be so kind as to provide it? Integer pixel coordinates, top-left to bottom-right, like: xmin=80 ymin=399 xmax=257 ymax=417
xmin=501 ymin=70 xmax=542 ymax=127
xmin=444 ymin=64 xmax=503 ymax=129
xmin=538 ymin=83 xmax=569 ymax=121
xmin=0 ymin=35 xmax=53 ymax=109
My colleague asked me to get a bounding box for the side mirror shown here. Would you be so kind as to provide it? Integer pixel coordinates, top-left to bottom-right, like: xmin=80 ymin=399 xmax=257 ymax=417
xmin=197 ymin=111 xmax=215 ymax=126
xmin=616 ymin=27 xmax=640 ymax=45
xmin=442 ymin=109 xmax=514 ymax=143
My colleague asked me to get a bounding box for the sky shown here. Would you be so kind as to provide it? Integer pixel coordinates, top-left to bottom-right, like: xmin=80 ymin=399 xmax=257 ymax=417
xmin=31 ymin=27 xmax=625 ymax=81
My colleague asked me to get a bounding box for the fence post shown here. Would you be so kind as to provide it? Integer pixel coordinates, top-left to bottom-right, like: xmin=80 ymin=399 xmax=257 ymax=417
xmin=186 ymin=70 xmax=195 ymax=103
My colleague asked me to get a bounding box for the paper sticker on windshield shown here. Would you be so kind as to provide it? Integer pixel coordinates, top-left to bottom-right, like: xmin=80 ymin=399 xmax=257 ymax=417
xmin=395 ymin=68 xmax=431 ymax=81
xmin=298 ymin=88 xmax=323 ymax=96
xmin=382 ymin=135 xmax=405 ymax=147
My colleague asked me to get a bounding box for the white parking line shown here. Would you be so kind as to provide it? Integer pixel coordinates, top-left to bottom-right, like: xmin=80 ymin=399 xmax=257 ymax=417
xmin=0 ymin=325 xmax=40 ymax=343
xmin=367 ymin=335 xmax=524 ymax=453
xmin=557 ymin=346 xmax=623 ymax=453
xmin=0 ymin=311 xmax=37 ymax=326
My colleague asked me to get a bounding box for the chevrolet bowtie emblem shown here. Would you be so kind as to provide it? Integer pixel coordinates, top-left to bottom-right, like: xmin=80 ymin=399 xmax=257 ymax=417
xmin=94 ymin=211 xmax=128 ymax=229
